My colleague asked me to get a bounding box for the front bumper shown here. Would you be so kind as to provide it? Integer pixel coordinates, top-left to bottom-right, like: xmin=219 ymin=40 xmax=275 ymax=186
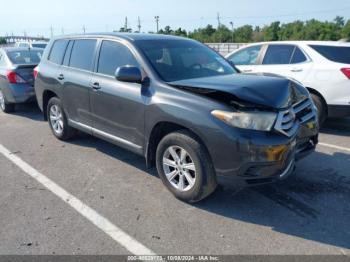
xmin=206 ymin=115 xmax=319 ymax=187
xmin=215 ymin=135 xmax=317 ymax=187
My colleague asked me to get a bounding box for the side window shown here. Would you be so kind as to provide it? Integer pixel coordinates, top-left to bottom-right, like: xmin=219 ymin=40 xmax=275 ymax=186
xmin=291 ymin=47 xmax=307 ymax=64
xmin=228 ymin=45 xmax=262 ymax=65
xmin=262 ymin=45 xmax=295 ymax=65
xmin=97 ymin=40 xmax=138 ymax=76
xmin=69 ymin=39 xmax=97 ymax=71
xmin=48 ymin=39 xmax=69 ymax=65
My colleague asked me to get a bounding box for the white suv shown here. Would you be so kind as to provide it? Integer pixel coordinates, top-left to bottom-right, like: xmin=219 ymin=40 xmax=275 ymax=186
xmin=226 ymin=41 xmax=350 ymax=124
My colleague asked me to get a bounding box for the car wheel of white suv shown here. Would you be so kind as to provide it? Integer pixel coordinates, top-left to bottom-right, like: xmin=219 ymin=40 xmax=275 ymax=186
xmin=311 ymin=94 xmax=327 ymax=126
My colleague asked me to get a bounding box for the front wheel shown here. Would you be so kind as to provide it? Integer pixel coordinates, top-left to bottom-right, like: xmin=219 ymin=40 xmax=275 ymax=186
xmin=156 ymin=130 xmax=217 ymax=203
xmin=0 ymin=89 xmax=15 ymax=113
xmin=47 ymin=97 xmax=76 ymax=140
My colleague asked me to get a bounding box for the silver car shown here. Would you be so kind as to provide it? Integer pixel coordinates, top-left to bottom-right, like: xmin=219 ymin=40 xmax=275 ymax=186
xmin=0 ymin=47 xmax=43 ymax=112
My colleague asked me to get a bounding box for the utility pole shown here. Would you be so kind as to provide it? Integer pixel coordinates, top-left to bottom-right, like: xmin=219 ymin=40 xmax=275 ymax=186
xmin=137 ymin=16 xmax=141 ymax=33
xmin=124 ymin=17 xmax=128 ymax=32
xmin=154 ymin=16 xmax=160 ymax=33
xmin=230 ymin=21 xmax=234 ymax=43
xmin=217 ymin=12 xmax=221 ymax=28
xmin=50 ymin=26 xmax=53 ymax=39
xmin=82 ymin=25 xmax=86 ymax=34
xmin=61 ymin=27 xmax=65 ymax=35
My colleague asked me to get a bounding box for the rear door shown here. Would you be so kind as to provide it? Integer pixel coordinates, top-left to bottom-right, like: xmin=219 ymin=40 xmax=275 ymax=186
xmin=256 ymin=44 xmax=313 ymax=82
xmin=60 ymin=39 xmax=97 ymax=127
xmin=226 ymin=45 xmax=263 ymax=73
xmin=90 ymin=39 xmax=145 ymax=151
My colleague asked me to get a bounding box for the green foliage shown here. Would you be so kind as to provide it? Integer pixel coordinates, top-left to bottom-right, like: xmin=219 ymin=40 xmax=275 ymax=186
xmin=159 ymin=17 xmax=349 ymax=43
xmin=234 ymin=25 xmax=253 ymax=42
xmin=0 ymin=37 xmax=6 ymax=45
xmin=263 ymin=21 xmax=280 ymax=41
xmin=342 ymin=21 xmax=350 ymax=39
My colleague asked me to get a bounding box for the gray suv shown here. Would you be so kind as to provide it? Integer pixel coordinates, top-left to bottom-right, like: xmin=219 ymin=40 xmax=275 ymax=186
xmin=34 ymin=33 xmax=319 ymax=202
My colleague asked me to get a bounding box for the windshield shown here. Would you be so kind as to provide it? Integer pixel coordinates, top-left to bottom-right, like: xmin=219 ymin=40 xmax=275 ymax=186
xmin=135 ymin=39 xmax=236 ymax=82
xmin=7 ymin=50 xmax=43 ymax=64
xmin=32 ymin=43 xmax=47 ymax=49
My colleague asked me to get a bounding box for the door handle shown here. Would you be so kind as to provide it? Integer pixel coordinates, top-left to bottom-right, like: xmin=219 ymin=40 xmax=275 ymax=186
xmin=291 ymin=68 xmax=303 ymax=72
xmin=57 ymin=74 xmax=64 ymax=80
xmin=91 ymin=82 xmax=101 ymax=90
xmin=242 ymin=69 xmax=252 ymax=73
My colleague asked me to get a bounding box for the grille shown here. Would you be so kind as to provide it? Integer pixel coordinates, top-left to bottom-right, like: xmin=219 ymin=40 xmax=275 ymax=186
xmin=275 ymin=98 xmax=316 ymax=137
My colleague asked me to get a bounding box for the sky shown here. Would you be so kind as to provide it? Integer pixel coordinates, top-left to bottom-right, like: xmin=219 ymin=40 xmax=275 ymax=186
xmin=0 ymin=0 xmax=349 ymax=37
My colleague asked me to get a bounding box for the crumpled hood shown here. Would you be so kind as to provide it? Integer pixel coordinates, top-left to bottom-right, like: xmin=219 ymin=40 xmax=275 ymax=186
xmin=168 ymin=73 xmax=308 ymax=109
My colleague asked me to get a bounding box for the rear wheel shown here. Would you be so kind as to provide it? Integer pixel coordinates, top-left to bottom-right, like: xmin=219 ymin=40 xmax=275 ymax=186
xmin=47 ymin=97 xmax=76 ymax=140
xmin=0 ymin=89 xmax=15 ymax=113
xmin=156 ymin=130 xmax=217 ymax=203
xmin=311 ymin=93 xmax=327 ymax=126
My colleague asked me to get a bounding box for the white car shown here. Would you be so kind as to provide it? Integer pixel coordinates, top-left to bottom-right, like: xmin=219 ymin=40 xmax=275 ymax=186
xmin=226 ymin=41 xmax=350 ymax=124
xmin=15 ymin=41 xmax=48 ymax=49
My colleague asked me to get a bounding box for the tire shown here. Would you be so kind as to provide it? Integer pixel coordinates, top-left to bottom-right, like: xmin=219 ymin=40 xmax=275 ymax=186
xmin=47 ymin=97 xmax=76 ymax=140
xmin=156 ymin=130 xmax=217 ymax=203
xmin=0 ymin=89 xmax=15 ymax=113
xmin=311 ymin=93 xmax=327 ymax=126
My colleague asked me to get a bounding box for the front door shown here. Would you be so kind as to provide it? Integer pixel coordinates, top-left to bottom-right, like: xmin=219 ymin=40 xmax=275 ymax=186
xmin=90 ymin=40 xmax=145 ymax=151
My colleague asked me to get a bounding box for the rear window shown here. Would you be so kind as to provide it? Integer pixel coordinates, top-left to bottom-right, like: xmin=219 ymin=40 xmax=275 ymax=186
xmin=49 ymin=39 xmax=69 ymax=64
xmin=7 ymin=50 xmax=43 ymax=64
xmin=32 ymin=43 xmax=47 ymax=49
xmin=310 ymin=45 xmax=350 ymax=64
xmin=69 ymin=39 xmax=97 ymax=71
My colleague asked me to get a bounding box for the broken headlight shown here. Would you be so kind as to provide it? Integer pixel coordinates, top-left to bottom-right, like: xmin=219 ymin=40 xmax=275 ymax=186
xmin=211 ymin=110 xmax=277 ymax=131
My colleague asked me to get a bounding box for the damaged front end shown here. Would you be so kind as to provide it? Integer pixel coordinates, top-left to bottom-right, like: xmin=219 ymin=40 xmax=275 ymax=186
xmin=167 ymin=74 xmax=319 ymax=186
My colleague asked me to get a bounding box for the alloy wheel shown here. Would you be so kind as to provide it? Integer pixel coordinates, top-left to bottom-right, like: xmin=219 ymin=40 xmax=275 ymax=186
xmin=49 ymin=105 xmax=64 ymax=135
xmin=162 ymin=146 xmax=196 ymax=192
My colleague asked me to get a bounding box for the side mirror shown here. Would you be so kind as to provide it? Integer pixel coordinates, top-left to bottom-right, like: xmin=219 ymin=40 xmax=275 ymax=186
xmin=115 ymin=66 xmax=143 ymax=84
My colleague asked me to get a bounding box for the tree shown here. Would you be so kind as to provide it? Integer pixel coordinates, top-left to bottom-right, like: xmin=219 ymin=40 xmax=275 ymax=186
xmin=184 ymin=16 xmax=347 ymax=43
xmin=263 ymin=21 xmax=281 ymax=41
xmin=163 ymin=26 xmax=173 ymax=35
xmin=0 ymin=37 xmax=6 ymax=45
xmin=279 ymin=21 xmax=305 ymax=40
xmin=342 ymin=20 xmax=350 ymax=39
xmin=334 ymin=16 xmax=345 ymax=27
xmin=174 ymin=28 xmax=187 ymax=37
xmin=234 ymin=25 xmax=253 ymax=42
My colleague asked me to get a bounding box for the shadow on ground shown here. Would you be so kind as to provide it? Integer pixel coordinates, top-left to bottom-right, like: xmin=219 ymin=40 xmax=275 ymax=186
xmin=8 ymin=103 xmax=43 ymax=122
xmin=10 ymin=103 xmax=350 ymax=250
xmin=69 ymin=131 xmax=350 ymax=250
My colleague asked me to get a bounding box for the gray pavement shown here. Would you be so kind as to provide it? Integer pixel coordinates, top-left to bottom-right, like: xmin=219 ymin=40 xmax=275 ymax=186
xmin=0 ymin=103 xmax=350 ymax=255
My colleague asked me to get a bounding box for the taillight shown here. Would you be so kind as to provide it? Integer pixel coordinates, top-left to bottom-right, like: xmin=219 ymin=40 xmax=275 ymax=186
xmin=33 ymin=67 xmax=39 ymax=79
xmin=341 ymin=68 xmax=350 ymax=79
xmin=6 ymin=71 xmax=26 ymax=84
